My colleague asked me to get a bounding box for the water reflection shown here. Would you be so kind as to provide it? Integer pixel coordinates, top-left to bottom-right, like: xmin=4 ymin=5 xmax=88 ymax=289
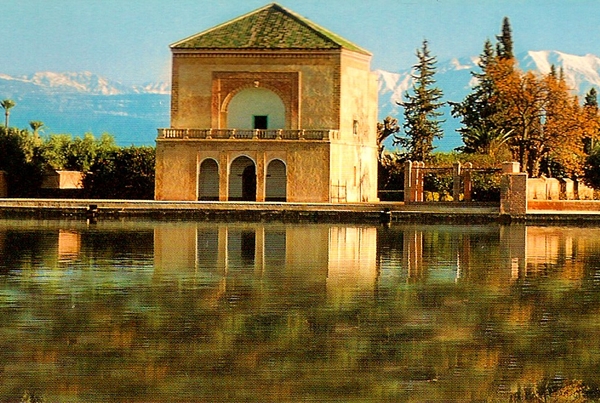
xmin=1 ymin=220 xmax=600 ymax=402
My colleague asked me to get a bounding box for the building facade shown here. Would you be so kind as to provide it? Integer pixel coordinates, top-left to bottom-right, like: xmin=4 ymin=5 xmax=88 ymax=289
xmin=155 ymin=3 xmax=379 ymax=202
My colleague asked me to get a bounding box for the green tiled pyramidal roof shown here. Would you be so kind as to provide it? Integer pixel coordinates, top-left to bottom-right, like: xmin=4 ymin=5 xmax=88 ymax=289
xmin=171 ymin=3 xmax=370 ymax=55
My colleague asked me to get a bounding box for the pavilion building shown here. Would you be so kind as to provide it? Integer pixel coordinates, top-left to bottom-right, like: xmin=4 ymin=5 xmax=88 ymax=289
xmin=154 ymin=3 xmax=379 ymax=202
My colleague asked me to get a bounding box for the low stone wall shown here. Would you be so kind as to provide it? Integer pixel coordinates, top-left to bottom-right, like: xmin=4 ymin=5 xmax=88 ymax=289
xmin=527 ymin=177 xmax=561 ymax=200
xmin=528 ymin=200 xmax=600 ymax=212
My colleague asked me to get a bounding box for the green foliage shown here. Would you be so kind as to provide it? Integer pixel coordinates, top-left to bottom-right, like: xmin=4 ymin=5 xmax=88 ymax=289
xmin=84 ymin=146 xmax=155 ymax=199
xmin=39 ymin=132 xmax=117 ymax=172
xmin=0 ymin=126 xmax=44 ymax=197
xmin=0 ymin=128 xmax=154 ymax=199
xmin=378 ymin=153 xmax=405 ymax=200
xmin=380 ymin=151 xmax=504 ymax=201
xmin=584 ymin=145 xmax=600 ymax=189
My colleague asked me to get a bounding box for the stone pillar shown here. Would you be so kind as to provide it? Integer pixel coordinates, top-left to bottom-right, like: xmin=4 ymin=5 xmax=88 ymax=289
xmin=500 ymin=162 xmax=527 ymax=217
xmin=414 ymin=162 xmax=424 ymax=202
xmin=256 ymin=153 xmax=266 ymax=202
xmin=219 ymin=153 xmax=229 ymax=201
xmin=463 ymin=162 xmax=473 ymax=201
xmin=404 ymin=160 xmax=413 ymax=202
xmin=452 ymin=162 xmax=462 ymax=201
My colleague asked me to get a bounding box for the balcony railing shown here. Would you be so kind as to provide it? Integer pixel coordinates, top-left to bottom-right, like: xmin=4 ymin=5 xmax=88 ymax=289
xmin=157 ymin=128 xmax=339 ymax=141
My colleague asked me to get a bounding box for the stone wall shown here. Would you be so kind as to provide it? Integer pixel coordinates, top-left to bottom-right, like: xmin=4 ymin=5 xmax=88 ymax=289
xmin=155 ymin=139 xmax=332 ymax=202
xmin=500 ymin=162 xmax=527 ymax=217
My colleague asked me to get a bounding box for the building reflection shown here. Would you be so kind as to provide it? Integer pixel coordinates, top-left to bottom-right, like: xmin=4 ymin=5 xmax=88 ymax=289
xmin=153 ymin=223 xmax=379 ymax=302
xmin=0 ymin=220 xmax=593 ymax=287
xmin=152 ymin=221 xmax=600 ymax=294
xmin=57 ymin=230 xmax=81 ymax=262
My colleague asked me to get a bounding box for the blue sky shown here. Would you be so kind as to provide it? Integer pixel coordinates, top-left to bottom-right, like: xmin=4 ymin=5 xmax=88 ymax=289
xmin=1 ymin=0 xmax=600 ymax=85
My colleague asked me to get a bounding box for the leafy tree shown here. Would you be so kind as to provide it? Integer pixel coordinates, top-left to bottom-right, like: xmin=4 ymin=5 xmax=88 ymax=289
xmin=39 ymin=132 xmax=117 ymax=172
xmin=376 ymin=116 xmax=400 ymax=160
xmin=584 ymin=145 xmax=600 ymax=188
xmin=453 ymin=17 xmax=599 ymax=177
xmin=394 ymin=39 xmax=444 ymax=162
xmin=84 ymin=146 xmax=155 ymax=199
xmin=0 ymin=126 xmax=44 ymax=196
xmin=1 ymin=99 xmax=16 ymax=128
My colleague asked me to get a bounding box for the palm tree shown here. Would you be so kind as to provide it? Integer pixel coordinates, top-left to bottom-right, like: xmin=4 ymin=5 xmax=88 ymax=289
xmin=1 ymin=99 xmax=16 ymax=128
xmin=29 ymin=120 xmax=44 ymax=140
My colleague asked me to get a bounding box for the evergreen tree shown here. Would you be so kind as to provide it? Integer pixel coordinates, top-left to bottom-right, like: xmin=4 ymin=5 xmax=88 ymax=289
xmin=584 ymin=87 xmax=598 ymax=110
xmin=450 ymin=39 xmax=506 ymax=154
xmin=583 ymin=87 xmax=600 ymax=152
xmin=496 ymin=17 xmax=514 ymax=60
xmin=394 ymin=39 xmax=444 ymax=162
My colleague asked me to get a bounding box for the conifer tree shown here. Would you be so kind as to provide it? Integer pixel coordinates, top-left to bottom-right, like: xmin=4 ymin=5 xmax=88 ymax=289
xmin=496 ymin=17 xmax=514 ymax=60
xmin=583 ymin=87 xmax=600 ymax=152
xmin=450 ymin=39 xmax=506 ymax=154
xmin=394 ymin=39 xmax=444 ymax=162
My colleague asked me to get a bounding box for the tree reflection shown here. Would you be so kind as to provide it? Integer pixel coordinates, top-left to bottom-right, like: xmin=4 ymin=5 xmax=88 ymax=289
xmin=0 ymin=220 xmax=599 ymax=401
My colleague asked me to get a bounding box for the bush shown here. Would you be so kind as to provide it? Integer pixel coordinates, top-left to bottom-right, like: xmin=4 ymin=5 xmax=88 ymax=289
xmin=84 ymin=146 xmax=155 ymax=199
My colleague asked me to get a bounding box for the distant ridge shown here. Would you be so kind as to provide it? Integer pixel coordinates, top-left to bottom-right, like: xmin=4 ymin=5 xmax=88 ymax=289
xmin=1 ymin=50 xmax=599 ymax=149
xmin=0 ymin=71 xmax=170 ymax=96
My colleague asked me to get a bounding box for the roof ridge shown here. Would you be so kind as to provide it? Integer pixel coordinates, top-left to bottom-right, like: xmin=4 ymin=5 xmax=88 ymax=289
xmin=170 ymin=3 xmax=276 ymax=48
xmin=274 ymin=4 xmax=371 ymax=55
xmin=170 ymin=3 xmax=370 ymax=55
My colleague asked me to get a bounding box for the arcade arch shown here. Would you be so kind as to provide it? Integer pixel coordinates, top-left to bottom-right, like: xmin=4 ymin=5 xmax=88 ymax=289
xmin=198 ymin=159 xmax=219 ymax=201
xmin=229 ymin=156 xmax=256 ymax=201
xmin=265 ymin=159 xmax=287 ymax=202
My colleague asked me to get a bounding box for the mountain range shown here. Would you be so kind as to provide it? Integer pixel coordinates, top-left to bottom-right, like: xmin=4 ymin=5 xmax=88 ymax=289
xmin=1 ymin=50 xmax=599 ymax=149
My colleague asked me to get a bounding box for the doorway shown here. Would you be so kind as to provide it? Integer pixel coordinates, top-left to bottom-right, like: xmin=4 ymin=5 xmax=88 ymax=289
xmin=229 ymin=156 xmax=256 ymax=201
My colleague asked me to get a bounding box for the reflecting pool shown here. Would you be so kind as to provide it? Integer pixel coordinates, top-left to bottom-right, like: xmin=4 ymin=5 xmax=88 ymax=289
xmin=2 ymin=219 xmax=600 ymax=402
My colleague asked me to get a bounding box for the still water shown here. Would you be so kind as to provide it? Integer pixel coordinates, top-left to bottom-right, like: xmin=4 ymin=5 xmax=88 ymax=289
xmin=1 ymin=219 xmax=600 ymax=402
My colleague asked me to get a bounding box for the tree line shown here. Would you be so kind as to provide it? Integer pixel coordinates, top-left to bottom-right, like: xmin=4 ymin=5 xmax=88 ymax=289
xmin=379 ymin=17 xmax=600 ymax=197
xmin=0 ymin=109 xmax=155 ymax=199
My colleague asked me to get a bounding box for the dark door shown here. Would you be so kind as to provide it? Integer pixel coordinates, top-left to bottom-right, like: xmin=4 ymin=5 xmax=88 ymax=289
xmin=242 ymin=165 xmax=256 ymax=201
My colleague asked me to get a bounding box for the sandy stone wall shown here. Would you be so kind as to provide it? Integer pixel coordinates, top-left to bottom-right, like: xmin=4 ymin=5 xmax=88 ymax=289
xmin=155 ymin=139 xmax=331 ymax=202
xmin=171 ymin=51 xmax=341 ymax=130
xmin=159 ymin=48 xmax=378 ymax=203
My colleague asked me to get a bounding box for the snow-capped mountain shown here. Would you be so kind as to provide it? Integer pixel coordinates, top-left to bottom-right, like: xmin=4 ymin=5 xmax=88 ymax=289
xmin=0 ymin=50 xmax=598 ymax=149
xmin=377 ymin=50 xmax=600 ymax=150
xmin=522 ymin=50 xmax=600 ymax=93
xmin=0 ymin=72 xmax=171 ymax=146
xmin=0 ymin=71 xmax=170 ymax=96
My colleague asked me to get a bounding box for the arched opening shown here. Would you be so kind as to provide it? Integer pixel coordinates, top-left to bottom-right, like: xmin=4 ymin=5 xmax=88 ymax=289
xmin=227 ymin=87 xmax=285 ymax=129
xmin=266 ymin=159 xmax=287 ymax=202
xmin=198 ymin=159 xmax=219 ymax=201
xmin=229 ymin=156 xmax=256 ymax=201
